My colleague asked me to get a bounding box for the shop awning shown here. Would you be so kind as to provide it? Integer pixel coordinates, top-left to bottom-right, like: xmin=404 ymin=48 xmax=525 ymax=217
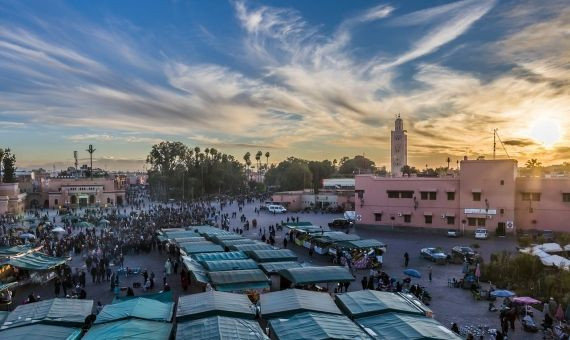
xmin=84 ymin=319 xmax=173 ymax=340
xmin=0 ymin=245 xmax=35 ymax=257
xmin=0 ymin=324 xmax=82 ymax=340
xmin=192 ymin=251 xmax=248 ymax=263
xmin=176 ymin=316 xmax=267 ymax=340
xmin=445 ymin=213 xmax=455 ymax=217
xmin=420 ymin=189 xmax=437 ymax=192
xmin=176 ymin=291 xmax=255 ymax=321
xmin=208 ymin=269 xmax=270 ymax=292
xmin=356 ymin=312 xmax=461 ymax=339
xmin=247 ymin=249 xmax=298 ymax=263
xmin=401 ymin=211 xmax=412 ymax=216
xmin=181 ymin=256 xmax=210 ymax=284
xmin=317 ymin=232 xmax=361 ymax=243
xmin=5 ymin=252 xmax=67 ymax=271
xmin=335 ymin=290 xmax=426 ymax=319
xmin=268 ymin=312 xmax=369 ymax=340
xmin=260 ymin=289 xmax=342 ymax=319
xmin=334 ymin=239 xmax=386 ymax=250
xmin=202 ymin=259 xmax=259 ymax=272
xmin=423 ymin=212 xmax=433 ymax=216
xmin=278 ymin=266 xmax=354 ymax=285
xmin=471 ymin=189 xmax=481 ymax=193
xmin=95 ymin=298 xmax=174 ymax=324
xmin=258 ymin=261 xmax=302 ymax=275
xmin=1 ymin=298 xmax=93 ymax=330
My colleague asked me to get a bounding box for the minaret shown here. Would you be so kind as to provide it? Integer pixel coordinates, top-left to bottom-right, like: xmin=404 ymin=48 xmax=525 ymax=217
xmin=391 ymin=114 xmax=407 ymax=176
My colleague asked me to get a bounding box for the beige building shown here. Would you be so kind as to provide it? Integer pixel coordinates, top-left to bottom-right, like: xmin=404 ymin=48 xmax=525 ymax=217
xmin=391 ymin=114 xmax=407 ymax=177
xmin=0 ymin=183 xmax=26 ymax=215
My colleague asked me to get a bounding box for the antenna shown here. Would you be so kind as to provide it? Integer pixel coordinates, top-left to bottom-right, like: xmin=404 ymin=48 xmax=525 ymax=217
xmin=494 ymin=129 xmax=510 ymax=159
xmin=493 ymin=129 xmax=497 ymax=160
xmin=86 ymin=144 xmax=96 ymax=180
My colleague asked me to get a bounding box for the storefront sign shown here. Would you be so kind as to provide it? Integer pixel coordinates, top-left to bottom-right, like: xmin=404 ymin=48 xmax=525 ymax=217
xmin=464 ymin=208 xmax=497 ymax=215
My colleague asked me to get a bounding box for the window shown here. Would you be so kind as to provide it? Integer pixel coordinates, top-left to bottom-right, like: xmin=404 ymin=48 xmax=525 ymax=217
xmin=522 ymin=192 xmax=541 ymax=201
xmin=54 ymin=199 xmax=58 ymax=206
xmin=500 ymin=180 xmax=504 ymax=185
xmin=424 ymin=215 xmax=432 ymax=224
xmin=420 ymin=192 xmax=428 ymax=200
xmin=429 ymin=192 xmax=437 ymax=200
xmin=477 ymin=218 xmax=486 ymax=227
xmin=447 ymin=192 xmax=455 ymax=200
xmin=403 ymin=214 xmax=411 ymax=223
xmin=374 ymin=213 xmax=382 ymax=222
xmin=522 ymin=193 xmax=531 ymax=201
xmin=446 ymin=216 xmax=455 ymax=225
xmin=531 ymin=193 xmax=541 ymax=201
xmin=401 ymin=191 xmax=414 ymax=199
xmin=468 ymin=218 xmax=477 ymax=226
xmin=387 ymin=191 xmax=399 ymax=198
xmin=500 ymin=208 xmax=505 ymax=215
xmin=472 ymin=192 xmax=481 ymax=201
xmin=563 ymin=193 xmax=570 ymax=202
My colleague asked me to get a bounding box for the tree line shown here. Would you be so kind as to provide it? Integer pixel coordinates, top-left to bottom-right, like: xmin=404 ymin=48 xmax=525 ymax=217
xmin=0 ymin=148 xmax=16 ymax=183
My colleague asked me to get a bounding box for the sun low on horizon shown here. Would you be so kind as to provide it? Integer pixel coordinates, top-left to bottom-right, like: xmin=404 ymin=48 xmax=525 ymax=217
xmin=528 ymin=117 xmax=564 ymax=148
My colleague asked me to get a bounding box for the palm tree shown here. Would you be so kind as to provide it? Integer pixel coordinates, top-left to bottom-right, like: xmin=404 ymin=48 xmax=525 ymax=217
xmin=525 ymin=159 xmax=542 ymax=169
xmin=204 ymin=148 xmax=210 ymax=159
xmin=265 ymin=151 xmax=270 ymax=169
xmin=333 ymin=159 xmax=338 ymax=170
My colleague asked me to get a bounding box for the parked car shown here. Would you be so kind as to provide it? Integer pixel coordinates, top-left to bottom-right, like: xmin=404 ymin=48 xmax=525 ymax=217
xmin=474 ymin=228 xmax=489 ymax=240
xmin=451 ymin=246 xmax=480 ymax=264
xmin=447 ymin=229 xmax=460 ymax=238
xmin=268 ymin=205 xmax=287 ymax=214
xmin=420 ymin=247 xmax=448 ymax=264
xmin=328 ymin=218 xmax=353 ymax=229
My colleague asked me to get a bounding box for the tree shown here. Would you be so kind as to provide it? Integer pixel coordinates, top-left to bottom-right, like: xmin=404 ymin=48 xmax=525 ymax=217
xmin=525 ymin=159 xmax=542 ymax=169
xmin=401 ymin=165 xmax=419 ymax=177
xmin=265 ymin=151 xmax=270 ymax=168
xmin=255 ymin=151 xmax=262 ymax=175
xmin=264 ymin=157 xmax=312 ymax=191
xmin=1 ymin=148 xmax=16 ymax=183
xmin=308 ymin=160 xmax=335 ymax=193
xmin=338 ymin=155 xmax=375 ymax=175
xmin=375 ymin=166 xmax=388 ymax=176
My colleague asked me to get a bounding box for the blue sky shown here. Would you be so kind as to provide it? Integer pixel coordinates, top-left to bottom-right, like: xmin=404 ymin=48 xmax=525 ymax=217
xmin=1 ymin=0 xmax=569 ymax=170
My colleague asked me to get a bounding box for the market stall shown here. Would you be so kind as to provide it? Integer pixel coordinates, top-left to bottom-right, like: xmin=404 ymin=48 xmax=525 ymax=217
xmin=176 ymin=291 xmax=256 ymax=321
xmin=260 ymin=289 xmax=342 ymax=319
xmin=268 ymin=312 xmax=369 ymax=340
xmin=208 ymin=269 xmax=270 ymax=293
xmin=176 ymin=316 xmax=267 ymax=340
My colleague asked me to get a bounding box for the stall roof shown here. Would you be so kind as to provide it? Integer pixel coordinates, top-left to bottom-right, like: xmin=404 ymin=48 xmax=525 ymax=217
xmin=317 ymin=231 xmax=361 ymax=242
xmin=112 ymin=291 xmax=173 ymax=304
xmin=84 ymin=319 xmax=173 ymax=340
xmin=0 ymin=282 xmax=18 ymax=292
xmin=211 ymin=234 xmax=245 ymax=242
xmin=95 ymin=297 xmax=174 ymax=324
xmin=193 ymin=251 xmax=248 ymax=263
xmin=6 ymin=252 xmax=68 ymax=271
xmin=177 ymin=291 xmax=255 ymax=321
xmin=173 ymin=237 xmax=207 ymax=244
xmin=231 ymin=243 xmax=276 ymax=252
xmin=217 ymin=239 xmax=259 ymax=248
xmin=208 ymin=269 xmax=270 ymax=292
xmin=278 ymin=266 xmax=354 ymax=285
xmin=0 ymin=311 xmax=8 ymax=325
xmin=1 ymin=298 xmax=94 ymax=330
xmin=0 ymin=245 xmax=34 ymax=257
xmin=180 ymin=242 xmax=224 ymax=254
xmin=176 ymin=316 xmax=267 ymax=340
xmin=247 ymin=249 xmax=298 ymax=263
xmin=181 ymin=256 xmax=210 ymax=284
xmin=162 ymin=230 xmax=200 ymax=240
xmin=203 ymin=259 xmax=259 ymax=272
xmin=0 ymin=323 xmax=82 ymax=340
xmin=260 ymin=289 xmax=342 ymax=319
xmin=335 ymin=239 xmax=386 ymax=250
xmin=268 ymin=312 xmax=370 ymax=340
xmin=335 ymin=290 xmax=426 ymax=319
xmin=258 ymin=261 xmax=302 ymax=274
xmin=356 ymin=312 xmax=461 ymax=340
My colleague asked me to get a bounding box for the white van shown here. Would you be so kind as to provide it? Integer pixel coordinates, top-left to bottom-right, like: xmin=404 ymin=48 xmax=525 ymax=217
xmin=268 ymin=205 xmax=287 ymax=214
xmin=474 ymin=228 xmax=489 ymax=239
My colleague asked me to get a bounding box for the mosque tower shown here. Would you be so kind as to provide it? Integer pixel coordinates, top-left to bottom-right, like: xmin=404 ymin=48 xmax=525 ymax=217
xmin=391 ymin=114 xmax=407 ymax=176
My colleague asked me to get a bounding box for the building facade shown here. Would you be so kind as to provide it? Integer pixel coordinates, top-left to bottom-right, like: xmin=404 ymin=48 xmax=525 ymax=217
xmin=391 ymin=115 xmax=407 ymax=177
xmin=356 ymin=159 xmax=570 ymax=233
xmin=0 ymin=183 xmax=26 ymax=215
xmin=272 ymin=188 xmax=355 ymax=212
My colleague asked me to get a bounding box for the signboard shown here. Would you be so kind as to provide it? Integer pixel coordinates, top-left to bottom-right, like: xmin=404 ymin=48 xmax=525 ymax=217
xmin=506 ymin=221 xmax=514 ymax=229
xmin=464 ymin=208 xmax=497 ymax=215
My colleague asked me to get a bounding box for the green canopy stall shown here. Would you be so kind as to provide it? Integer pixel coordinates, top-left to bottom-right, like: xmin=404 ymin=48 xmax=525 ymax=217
xmin=230 ymin=243 xmax=275 ymax=252
xmin=176 ymin=316 xmax=267 ymax=340
xmin=0 ymin=323 xmax=82 ymax=340
xmin=84 ymin=319 xmax=173 ymax=340
xmin=258 ymin=261 xmax=302 ymax=275
xmin=217 ymin=238 xmax=259 ymax=249
xmin=180 ymin=242 xmax=224 ymax=254
xmin=208 ymin=269 xmax=270 ymax=292
xmin=246 ymin=249 xmax=298 ymax=263
xmin=1 ymin=298 xmax=93 ymax=330
xmin=94 ymin=298 xmax=174 ymax=324
xmin=177 ymin=291 xmax=255 ymax=321
xmin=356 ymin=312 xmax=461 ymax=340
xmin=181 ymin=256 xmax=210 ymax=284
xmin=260 ymin=289 xmax=342 ymax=319
xmin=268 ymin=312 xmax=370 ymax=340
xmin=5 ymin=252 xmax=68 ymax=271
xmin=192 ymin=251 xmax=248 ymax=263
xmin=278 ymin=266 xmax=354 ymax=286
xmin=202 ymin=259 xmax=259 ymax=272
xmin=335 ymin=290 xmax=428 ymax=319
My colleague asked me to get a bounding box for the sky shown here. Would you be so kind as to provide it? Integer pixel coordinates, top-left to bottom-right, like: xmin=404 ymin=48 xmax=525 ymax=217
xmin=1 ymin=0 xmax=569 ymax=171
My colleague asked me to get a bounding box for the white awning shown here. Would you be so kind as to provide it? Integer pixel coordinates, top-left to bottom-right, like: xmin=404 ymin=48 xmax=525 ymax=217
xmin=423 ymin=212 xmax=433 ymax=216
xmin=445 ymin=213 xmax=456 ymax=217
xmin=471 ymin=189 xmax=482 ymax=193
xmin=401 ymin=211 xmax=412 ymax=216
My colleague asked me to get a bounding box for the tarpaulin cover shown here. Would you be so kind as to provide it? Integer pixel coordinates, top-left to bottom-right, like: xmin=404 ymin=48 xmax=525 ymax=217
xmin=177 ymin=291 xmax=255 ymax=321
xmin=268 ymin=312 xmax=370 ymax=340
xmin=278 ymin=266 xmax=354 ymax=285
xmin=1 ymin=298 xmax=94 ymax=330
xmin=180 ymin=242 xmax=224 ymax=254
xmin=247 ymin=249 xmax=298 ymax=263
xmin=356 ymin=312 xmax=461 ymax=340
xmin=231 ymin=243 xmax=275 ymax=252
xmin=315 ymin=231 xmax=361 ymax=242
xmin=95 ymin=297 xmax=174 ymax=324
xmin=181 ymin=256 xmax=210 ymax=283
xmin=176 ymin=316 xmax=267 ymax=340
xmin=258 ymin=261 xmax=302 ymax=274
xmin=0 ymin=323 xmax=82 ymax=340
xmin=209 ymin=269 xmax=270 ymax=292
xmin=0 ymin=311 xmax=8 ymax=325
xmin=335 ymin=290 xmax=424 ymax=319
xmin=84 ymin=319 xmax=173 ymax=340
xmin=112 ymin=291 xmax=173 ymax=304
xmin=0 ymin=281 xmax=18 ymax=292
xmin=260 ymin=289 xmax=342 ymax=319
xmin=173 ymin=237 xmax=207 ymax=245
xmin=0 ymin=245 xmax=33 ymax=257
xmin=335 ymin=239 xmax=386 ymax=250
xmin=211 ymin=234 xmax=246 ymax=242
xmin=203 ymin=259 xmax=259 ymax=272
xmin=193 ymin=251 xmax=249 ymax=263
xmin=218 ymin=239 xmax=258 ymax=248
xmin=6 ymin=252 xmax=67 ymax=271
xmin=162 ymin=231 xmax=199 ymax=240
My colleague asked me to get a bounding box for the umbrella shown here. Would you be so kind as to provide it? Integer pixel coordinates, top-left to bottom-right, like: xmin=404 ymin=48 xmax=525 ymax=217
xmin=513 ymin=296 xmax=541 ymax=305
xmin=19 ymin=233 xmax=36 ymax=240
xmin=490 ymin=290 xmax=516 ymax=298
xmin=51 ymin=227 xmax=67 ymax=233
xmin=76 ymin=221 xmax=94 ymax=229
xmin=99 ymin=219 xmax=110 ymax=225
xmin=403 ymin=269 xmax=421 ymax=278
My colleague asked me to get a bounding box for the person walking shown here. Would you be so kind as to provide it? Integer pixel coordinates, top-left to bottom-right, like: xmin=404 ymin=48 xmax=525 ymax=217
xmin=361 ymin=276 xmax=368 ymax=290
xmin=283 ymin=237 xmax=288 ymax=249
xmin=164 ymin=258 xmax=173 ymax=276
xmin=428 ymin=266 xmax=432 ymax=282
xmin=54 ymin=277 xmax=61 ymax=297
xmin=404 ymin=252 xmax=409 ymax=267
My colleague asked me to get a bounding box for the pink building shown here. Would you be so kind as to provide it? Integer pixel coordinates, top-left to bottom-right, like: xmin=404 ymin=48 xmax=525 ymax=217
xmin=356 ymin=159 xmax=570 ymax=233
xmin=0 ymin=183 xmax=26 ymax=215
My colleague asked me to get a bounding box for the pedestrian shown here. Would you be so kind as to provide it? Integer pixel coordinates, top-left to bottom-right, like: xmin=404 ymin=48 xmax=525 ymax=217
xmin=344 ymin=281 xmax=350 ymax=292
xmin=54 ymin=277 xmax=61 ymax=297
xmin=283 ymin=237 xmax=288 ymax=249
xmin=428 ymin=266 xmax=432 ymax=282
xmin=361 ymin=276 xmax=368 ymax=290
xmin=404 ymin=252 xmax=409 ymax=267
xmin=164 ymin=258 xmax=172 ymax=276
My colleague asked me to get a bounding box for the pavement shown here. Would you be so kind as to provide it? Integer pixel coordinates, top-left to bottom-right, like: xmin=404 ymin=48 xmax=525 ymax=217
xmin=11 ymin=200 xmax=543 ymax=339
